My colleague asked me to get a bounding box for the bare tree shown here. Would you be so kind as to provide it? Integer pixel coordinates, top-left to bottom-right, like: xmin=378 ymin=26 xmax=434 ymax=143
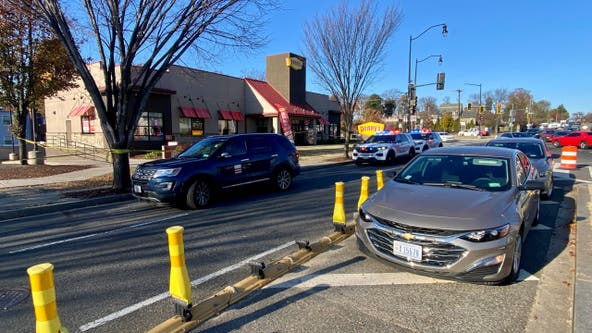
xmin=0 ymin=1 xmax=78 ymax=164
xmin=303 ymin=0 xmax=402 ymax=158
xmin=29 ymin=0 xmax=275 ymax=191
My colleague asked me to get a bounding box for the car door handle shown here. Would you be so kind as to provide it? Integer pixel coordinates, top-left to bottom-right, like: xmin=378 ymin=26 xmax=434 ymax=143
xmin=241 ymin=159 xmax=250 ymax=162
xmin=271 ymin=154 xmax=278 ymax=157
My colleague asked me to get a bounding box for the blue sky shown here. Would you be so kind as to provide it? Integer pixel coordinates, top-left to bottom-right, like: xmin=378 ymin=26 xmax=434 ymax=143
xmin=203 ymin=0 xmax=592 ymax=115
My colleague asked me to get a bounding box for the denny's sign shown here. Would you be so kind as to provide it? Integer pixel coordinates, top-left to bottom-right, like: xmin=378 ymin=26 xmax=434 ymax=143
xmin=357 ymin=122 xmax=385 ymax=136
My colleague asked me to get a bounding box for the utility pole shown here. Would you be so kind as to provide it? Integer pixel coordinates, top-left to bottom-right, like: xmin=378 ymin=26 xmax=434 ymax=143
xmin=456 ymin=89 xmax=462 ymax=121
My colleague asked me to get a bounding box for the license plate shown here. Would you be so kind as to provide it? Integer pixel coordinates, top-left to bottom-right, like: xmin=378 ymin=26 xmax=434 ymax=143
xmin=393 ymin=240 xmax=422 ymax=261
xmin=133 ymin=185 xmax=142 ymax=193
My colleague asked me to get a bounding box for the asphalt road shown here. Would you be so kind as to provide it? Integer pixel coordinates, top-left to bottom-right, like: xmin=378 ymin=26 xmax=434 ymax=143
xmin=1 ymin=139 xmax=586 ymax=333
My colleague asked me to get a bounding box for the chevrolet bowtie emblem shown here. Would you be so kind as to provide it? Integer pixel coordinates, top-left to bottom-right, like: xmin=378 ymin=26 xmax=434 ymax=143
xmin=402 ymin=233 xmax=414 ymax=240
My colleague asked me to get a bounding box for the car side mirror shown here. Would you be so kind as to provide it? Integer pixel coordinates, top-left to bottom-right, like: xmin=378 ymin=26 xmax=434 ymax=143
xmin=518 ymin=179 xmax=545 ymax=191
xmin=218 ymin=152 xmax=231 ymax=159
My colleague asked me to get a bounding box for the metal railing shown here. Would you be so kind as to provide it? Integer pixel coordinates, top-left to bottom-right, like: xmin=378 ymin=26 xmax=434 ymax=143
xmin=45 ymin=134 xmax=110 ymax=162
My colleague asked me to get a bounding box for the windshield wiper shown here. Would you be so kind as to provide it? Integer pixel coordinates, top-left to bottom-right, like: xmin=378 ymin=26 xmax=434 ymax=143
xmin=423 ymin=182 xmax=484 ymax=191
xmin=394 ymin=177 xmax=420 ymax=184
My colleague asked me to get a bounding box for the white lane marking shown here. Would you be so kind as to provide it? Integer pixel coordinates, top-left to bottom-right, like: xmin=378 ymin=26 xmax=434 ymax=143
xmin=9 ymin=213 xmax=189 ymax=254
xmin=79 ymin=240 xmax=295 ymax=331
xmin=265 ymin=269 xmax=538 ymax=289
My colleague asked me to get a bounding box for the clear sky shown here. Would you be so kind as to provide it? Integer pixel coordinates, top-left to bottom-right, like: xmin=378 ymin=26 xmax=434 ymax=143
xmin=201 ymin=0 xmax=592 ymax=115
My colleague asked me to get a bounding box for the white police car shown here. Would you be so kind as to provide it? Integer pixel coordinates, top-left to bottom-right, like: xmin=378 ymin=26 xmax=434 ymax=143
xmin=352 ymin=131 xmax=416 ymax=165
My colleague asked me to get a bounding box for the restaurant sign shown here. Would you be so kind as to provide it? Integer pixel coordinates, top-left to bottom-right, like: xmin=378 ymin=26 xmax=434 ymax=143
xmin=357 ymin=122 xmax=385 ymax=136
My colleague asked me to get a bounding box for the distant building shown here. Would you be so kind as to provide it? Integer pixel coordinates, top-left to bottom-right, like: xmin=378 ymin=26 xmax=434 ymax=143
xmin=44 ymin=52 xmax=341 ymax=153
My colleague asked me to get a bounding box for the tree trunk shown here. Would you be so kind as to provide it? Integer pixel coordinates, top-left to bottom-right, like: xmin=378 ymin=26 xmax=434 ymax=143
xmin=111 ymin=152 xmax=131 ymax=192
xmin=18 ymin=139 xmax=27 ymax=165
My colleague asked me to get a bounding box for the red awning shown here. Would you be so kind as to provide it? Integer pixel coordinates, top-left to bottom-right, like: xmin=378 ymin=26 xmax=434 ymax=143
xmin=68 ymin=105 xmax=95 ymax=117
xmin=194 ymin=108 xmax=211 ymax=119
xmin=180 ymin=107 xmax=197 ymax=118
xmin=319 ymin=117 xmax=330 ymax=125
xmin=231 ymin=111 xmax=244 ymax=121
xmin=218 ymin=110 xmax=234 ymax=120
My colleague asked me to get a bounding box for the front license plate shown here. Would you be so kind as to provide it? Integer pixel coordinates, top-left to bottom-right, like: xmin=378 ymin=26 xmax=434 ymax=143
xmin=133 ymin=185 xmax=142 ymax=193
xmin=393 ymin=240 xmax=422 ymax=261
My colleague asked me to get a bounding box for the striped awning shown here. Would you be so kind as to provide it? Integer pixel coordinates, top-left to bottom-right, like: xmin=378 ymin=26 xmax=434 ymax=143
xmin=68 ymin=105 xmax=95 ymax=117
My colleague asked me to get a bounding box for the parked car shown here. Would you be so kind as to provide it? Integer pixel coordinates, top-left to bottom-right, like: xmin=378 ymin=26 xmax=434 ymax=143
xmin=495 ymin=132 xmax=533 ymax=139
xmin=458 ymin=128 xmax=481 ymax=136
xmin=437 ymin=131 xmax=456 ymax=142
xmin=352 ymin=132 xmax=415 ymax=165
xmin=356 ymin=146 xmax=544 ymax=284
xmin=486 ymin=137 xmax=554 ymax=199
xmin=538 ymin=129 xmax=556 ymax=142
xmin=551 ymin=131 xmax=592 ymax=149
xmin=131 ymin=133 xmax=300 ymax=208
xmin=422 ymin=131 xmax=444 ymax=149
xmin=409 ymin=132 xmax=429 ymax=152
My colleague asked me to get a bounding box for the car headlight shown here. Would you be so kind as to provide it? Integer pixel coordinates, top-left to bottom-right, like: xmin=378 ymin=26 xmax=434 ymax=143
xmin=358 ymin=207 xmax=374 ymax=223
xmin=376 ymin=146 xmax=388 ymax=151
xmin=152 ymin=168 xmax=182 ymax=178
xmin=460 ymin=224 xmax=510 ymax=242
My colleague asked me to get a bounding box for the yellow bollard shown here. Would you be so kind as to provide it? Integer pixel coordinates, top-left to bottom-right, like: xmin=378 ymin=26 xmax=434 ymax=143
xmin=358 ymin=176 xmax=370 ymax=210
xmin=376 ymin=170 xmax=384 ymax=191
xmin=333 ymin=182 xmax=346 ymax=231
xmin=166 ymin=226 xmax=192 ymax=309
xmin=27 ymin=263 xmax=68 ymax=333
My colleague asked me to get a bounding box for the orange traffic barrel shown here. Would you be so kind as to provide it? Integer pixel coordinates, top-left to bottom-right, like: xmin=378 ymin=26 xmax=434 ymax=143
xmin=559 ymin=146 xmax=577 ymax=169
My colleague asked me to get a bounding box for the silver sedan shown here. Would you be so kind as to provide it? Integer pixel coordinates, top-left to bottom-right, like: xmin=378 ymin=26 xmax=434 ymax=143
xmin=356 ymin=146 xmax=544 ymax=284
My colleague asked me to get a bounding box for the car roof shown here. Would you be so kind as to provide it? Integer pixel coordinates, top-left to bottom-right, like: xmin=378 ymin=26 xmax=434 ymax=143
xmin=421 ymin=145 xmax=517 ymax=158
xmin=488 ymin=137 xmax=544 ymax=144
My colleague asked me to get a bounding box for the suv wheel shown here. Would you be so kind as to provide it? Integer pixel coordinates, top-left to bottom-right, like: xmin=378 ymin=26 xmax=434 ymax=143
xmin=385 ymin=151 xmax=396 ymax=164
xmin=274 ymin=167 xmax=293 ymax=191
xmin=185 ymin=179 xmax=212 ymax=209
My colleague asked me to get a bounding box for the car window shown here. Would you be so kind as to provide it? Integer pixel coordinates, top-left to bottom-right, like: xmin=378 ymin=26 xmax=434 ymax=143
xmin=515 ymin=154 xmax=528 ymax=185
xmin=220 ymin=137 xmax=247 ymax=156
xmin=179 ymin=137 xmax=227 ymax=158
xmin=396 ymin=155 xmax=510 ymax=191
xmin=246 ymin=136 xmax=273 ymax=154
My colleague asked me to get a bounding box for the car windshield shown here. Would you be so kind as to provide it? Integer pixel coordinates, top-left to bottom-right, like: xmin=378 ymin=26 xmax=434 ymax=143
xmin=410 ymin=133 xmax=423 ymax=140
xmin=365 ymin=135 xmax=397 ymax=143
xmin=395 ymin=154 xmax=511 ymax=191
xmin=178 ymin=137 xmax=228 ymax=158
xmin=487 ymin=142 xmax=544 ymax=159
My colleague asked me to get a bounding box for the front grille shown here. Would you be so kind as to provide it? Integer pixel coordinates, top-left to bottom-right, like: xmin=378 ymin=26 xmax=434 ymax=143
xmin=132 ymin=166 xmax=156 ymax=180
xmin=374 ymin=217 xmax=460 ymax=237
xmin=367 ymin=228 xmax=465 ymax=267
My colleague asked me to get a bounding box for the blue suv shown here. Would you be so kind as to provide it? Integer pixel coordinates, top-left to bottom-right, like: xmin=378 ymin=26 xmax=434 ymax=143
xmin=131 ymin=133 xmax=300 ymax=208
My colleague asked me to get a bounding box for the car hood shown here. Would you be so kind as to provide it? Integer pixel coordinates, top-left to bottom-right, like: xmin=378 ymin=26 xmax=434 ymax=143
xmin=356 ymin=142 xmax=390 ymax=148
xmin=365 ymin=181 xmax=514 ymax=230
xmin=139 ymin=157 xmax=208 ymax=168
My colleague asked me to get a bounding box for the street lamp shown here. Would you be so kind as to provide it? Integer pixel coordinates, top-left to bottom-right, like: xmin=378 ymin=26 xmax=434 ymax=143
xmin=414 ymin=54 xmax=443 ymax=86
xmin=406 ymin=23 xmax=447 ymax=131
xmin=465 ymin=82 xmax=482 ymax=130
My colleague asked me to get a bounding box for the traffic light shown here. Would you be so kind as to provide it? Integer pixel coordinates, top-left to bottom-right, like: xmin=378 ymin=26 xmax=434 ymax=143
xmin=495 ymin=102 xmax=502 ymax=114
xmin=436 ymin=72 xmax=445 ymax=90
xmin=411 ymin=105 xmax=417 ymax=115
xmin=479 ymin=105 xmax=484 ymax=114
xmin=467 ymin=102 xmax=472 ymax=111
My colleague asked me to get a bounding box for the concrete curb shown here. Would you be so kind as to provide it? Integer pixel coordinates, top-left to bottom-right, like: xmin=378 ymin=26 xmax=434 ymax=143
xmin=574 ymin=184 xmax=592 ymax=333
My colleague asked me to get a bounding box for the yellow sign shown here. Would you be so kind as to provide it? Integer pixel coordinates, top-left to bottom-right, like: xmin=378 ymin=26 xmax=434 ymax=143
xmin=285 ymin=57 xmax=304 ymax=70
xmin=357 ymin=122 xmax=385 ymax=136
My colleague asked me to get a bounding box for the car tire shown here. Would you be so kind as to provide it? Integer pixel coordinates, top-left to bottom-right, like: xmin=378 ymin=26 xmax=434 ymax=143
xmin=502 ymin=230 xmax=523 ymax=285
xmin=385 ymin=151 xmax=396 ymax=165
xmin=580 ymin=141 xmax=588 ymax=149
xmin=355 ymin=159 xmax=363 ymax=165
xmin=553 ymin=141 xmax=561 ymax=148
xmin=532 ymin=200 xmax=541 ymax=226
xmin=408 ymin=148 xmax=416 ymax=159
xmin=422 ymin=145 xmax=429 ymax=152
xmin=273 ymin=167 xmax=293 ymax=191
xmin=185 ymin=178 xmax=212 ymax=209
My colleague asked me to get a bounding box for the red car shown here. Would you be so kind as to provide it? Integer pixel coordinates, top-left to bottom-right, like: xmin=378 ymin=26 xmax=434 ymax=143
xmin=551 ymin=131 xmax=592 ymax=149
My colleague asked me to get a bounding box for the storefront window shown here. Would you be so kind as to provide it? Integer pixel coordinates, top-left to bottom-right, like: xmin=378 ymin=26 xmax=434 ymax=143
xmin=81 ymin=116 xmax=95 ymax=134
xmin=134 ymin=112 xmax=164 ymax=141
xmin=180 ymin=117 xmax=204 ymax=136
xmin=218 ymin=119 xmax=237 ymax=135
